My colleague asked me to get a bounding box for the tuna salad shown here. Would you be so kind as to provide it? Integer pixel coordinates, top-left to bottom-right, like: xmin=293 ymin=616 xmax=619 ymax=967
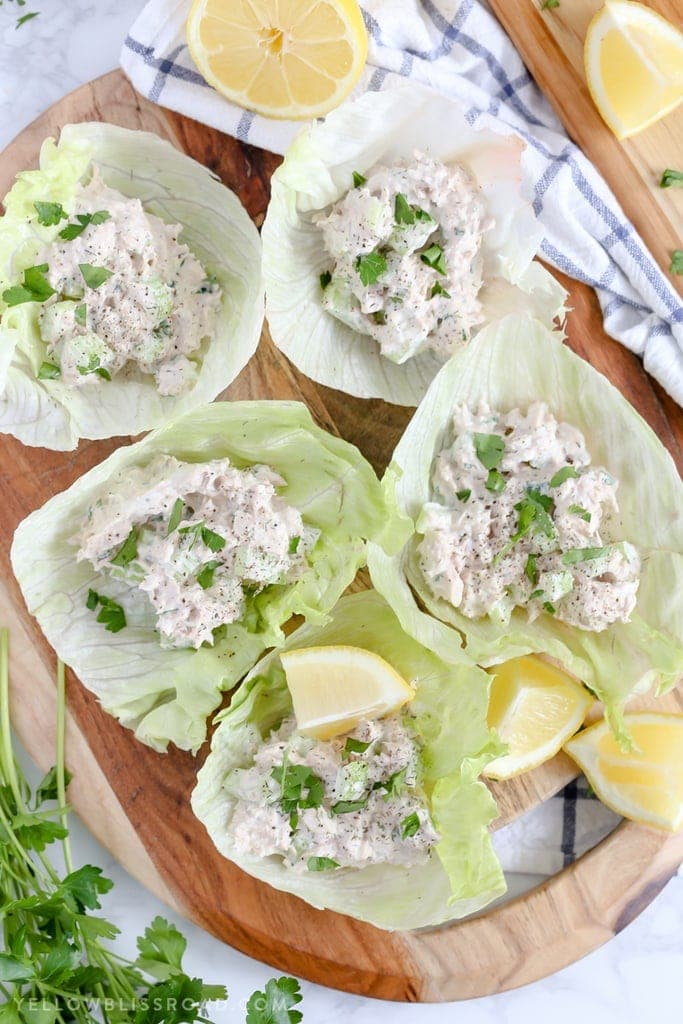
xmin=417 ymin=402 xmax=641 ymax=632
xmin=77 ymin=455 xmax=319 ymax=649
xmin=13 ymin=171 xmax=222 ymax=395
xmin=315 ymin=152 xmax=489 ymax=364
xmin=226 ymin=713 xmax=439 ymax=872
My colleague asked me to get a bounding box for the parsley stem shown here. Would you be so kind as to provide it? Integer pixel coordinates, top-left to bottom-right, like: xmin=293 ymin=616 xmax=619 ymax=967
xmin=56 ymin=658 xmax=73 ymax=874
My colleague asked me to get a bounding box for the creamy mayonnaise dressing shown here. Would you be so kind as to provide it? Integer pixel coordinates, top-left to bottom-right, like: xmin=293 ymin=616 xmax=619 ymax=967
xmin=37 ymin=171 xmax=221 ymax=395
xmin=226 ymin=714 xmax=438 ymax=872
xmin=417 ymin=402 xmax=640 ymax=632
xmin=77 ymin=455 xmax=318 ymax=648
xmin=316 ymin=152 xmax=488 ymax=364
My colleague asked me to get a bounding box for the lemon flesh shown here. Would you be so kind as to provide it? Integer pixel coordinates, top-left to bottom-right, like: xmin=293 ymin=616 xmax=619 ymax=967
xmin=484 ymin=655 xmax=592 ymax=781
xmin=565 ymin=713 xmax=683 ymax=831
xmin=280 ymin=644 xmax=415 ymax=740
xmin=585 ymin=1 xmax=683 ymax=139
xmin=186 ymin=0 xmax=368 ymax=120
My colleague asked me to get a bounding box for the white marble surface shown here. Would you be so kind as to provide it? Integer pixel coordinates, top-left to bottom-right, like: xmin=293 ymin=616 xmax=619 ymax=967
xmin=2 ymin=3 xmax=683 ymax=1021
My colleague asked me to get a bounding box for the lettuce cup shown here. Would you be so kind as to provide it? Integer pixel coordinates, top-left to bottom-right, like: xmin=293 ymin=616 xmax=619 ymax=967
xmin=0 ymin=123 xmax=263 ymax=449
xmin=11 ymin=401 xmax=408 ymax=752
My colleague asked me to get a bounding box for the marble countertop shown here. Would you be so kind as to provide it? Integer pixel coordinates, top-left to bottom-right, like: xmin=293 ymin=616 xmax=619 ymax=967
xmin=2 ymin=2 xmax=682 ymax=1021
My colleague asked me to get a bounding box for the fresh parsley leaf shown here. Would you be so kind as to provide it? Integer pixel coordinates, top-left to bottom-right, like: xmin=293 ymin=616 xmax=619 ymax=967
xmin=529 ymin=588 xmax=545 ymax=600
xmin=414 ymin=208 xmax=433 ymax=222
xmin=331 ymin=798 xmax=367 ymax=814
xmin=561 ymin=545 xmax=607 ymax=565
xmin=59 ymin=865 xmax=113 ymax=913
xmin=307 ymin=856 xmax=339 ymax=872
xmin=485 ymin=469 xmax=506 ymax=493
xmin=343 ymin=737 xmax=371 ymax=756
xmin=15 ymin=10 xmax=39 ymax=27
xmin=34 ymin=201 xmax=67 ymax=227
xmin=3 ymin=263 xmax=55 ymax=306
xmin=670 ymin=250 xmax=683 ymax=275
xmin=35 ymin=765 xmax=72 ymax=805
xmin=272 ymin=763 xmax=324 ymax=817
xmin=135 ymin=916 xmax=187 ymax=981
xmin=493 ymin=487 xmax=556 ymax=564
xmin=543 ymin=600 xmax=556 ymax=614
xmin=201 ymin=525 xmax=225 ymax=552
xmin=568 ymin=503 xmax=591 ymax=522
xmin=0 ymin=954 xmax=35 ymax=983
xmin=12 ymin=813 xmax=68 ymax=852
xmin=352 ymin=170 xmax=366 ymax=188
xmin=473 ymin=432 xmax=505 ymax=470
xmin=110 ymin=527 xmax=139 ymax=568
xmin=401 ymin=812 xmax=420 ymax=838
xmin=167 ymin=498 xmax=184 ymax=536
xmin=74 ymin=302 xmax=87 ymax=327
xmin=420 ymin=243 xmax=447 ymax=275
xmin=59 ymin=210 xmax=110 ymax=241
xmin=375 ymin=767 xmax=407 ymax=800
xmin=37 ymin=361 xmax=60 ymax=380
xmin=549 ymin=465 xmax=580 ymax=487
xmin=660 ymin=169 xmax=683 ymax=188
xmin=79 ymin=263 xmax=113 ymax=289
xmin=319 ymin=270 xmax=332 ymax=289
xmin=355 ymin=251 xmax=387 ymax=286
xmin=430 ymin=280 xmax=451 ymax=298
xmin=85 ymin=590 xmax=126 ymax=633
xmin=246 ymin=976 xmax=303 ymax=1024
xmin=525 ymin=553 xmax=538 ymax=584
xmin=288 ymin=535 xmax=301 ymax=554
xmin=394 ymin=192 xmax=415 ymax=226
xmin=456 ymin=488 xmax=471 ymax=502
xmin=196 ymin=560 xmax=220 ymax=590
xmin=77 ymin=354 xmax=110 ymax=380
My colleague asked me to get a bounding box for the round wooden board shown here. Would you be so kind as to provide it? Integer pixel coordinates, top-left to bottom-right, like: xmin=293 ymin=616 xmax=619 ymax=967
xmin=2 ymin=70 xmax=683 ymax=1002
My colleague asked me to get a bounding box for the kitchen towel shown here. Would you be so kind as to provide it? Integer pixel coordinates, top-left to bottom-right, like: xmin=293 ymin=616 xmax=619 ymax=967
xmin=121 ymin=0 xmax=683 ymax=405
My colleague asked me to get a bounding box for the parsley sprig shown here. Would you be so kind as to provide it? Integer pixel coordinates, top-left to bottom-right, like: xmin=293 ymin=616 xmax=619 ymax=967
xmin=0 ymin=630 xmax=304 ymax=1023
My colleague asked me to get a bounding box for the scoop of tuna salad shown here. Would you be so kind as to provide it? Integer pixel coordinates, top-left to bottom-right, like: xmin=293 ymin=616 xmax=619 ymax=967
xmin=316 ymin=152 xmax=488 ymax=364
xmin=77 ymin=454 xmax=319 ymax=649
xmin=226 ymin=713 xmax=439 ymax=872
xmin=20 ymin=170 xmax=222 ymax=395
xmin=417 ymin=401 xmax=641 ymax=632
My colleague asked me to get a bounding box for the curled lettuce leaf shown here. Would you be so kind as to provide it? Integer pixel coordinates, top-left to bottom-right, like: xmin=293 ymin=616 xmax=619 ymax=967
xmin=0 ymin=123 xmax=263 ymax=449
xmin=192 ymin=590 xmax=505 ymax=930
xmin=262 ymin=84 xmax=567 ymax=406
xmin=368 ymin=315 xmax=683 ymax=740
xmin=11 ymin=401 xmax=408 ymax=752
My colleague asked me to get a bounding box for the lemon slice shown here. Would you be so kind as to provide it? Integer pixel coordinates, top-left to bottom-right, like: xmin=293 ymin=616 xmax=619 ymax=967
xmin=280 ymin=644 xmax=414 ymax=739
xmin=186 ymin=0 xmax=368 ymax=120
xmin=483 ymin=656 xmax=592 ymax=781
xmin=564 ymin=713 xmax=683 ymax=831
xmin=584 ymin=1 xmax=683 ymax=139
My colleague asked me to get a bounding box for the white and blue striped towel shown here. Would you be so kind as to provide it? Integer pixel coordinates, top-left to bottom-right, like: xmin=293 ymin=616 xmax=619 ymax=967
xmin=120 ymin=0 xmax=683 ymax=405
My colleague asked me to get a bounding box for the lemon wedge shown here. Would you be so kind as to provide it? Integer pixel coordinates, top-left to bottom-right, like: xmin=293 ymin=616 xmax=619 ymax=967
xmin=483 ymin=655 xmax=592 ymax=781
xmin=564 ymin=713 xmax=683 ymax=831
xmin=280 ymin=644 xmax=414 ymax=739
xmin=186 ymin=0 xmax=368 ymax=120
xmin=584 ymin=1 xmax=683 ymax=139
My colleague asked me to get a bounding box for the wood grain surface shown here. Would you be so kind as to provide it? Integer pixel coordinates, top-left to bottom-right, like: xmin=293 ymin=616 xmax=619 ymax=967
xmin=1 ymin=69 xmax=682 ymax=1001
xmin=487 ymin=0 xmax=683 ymax=293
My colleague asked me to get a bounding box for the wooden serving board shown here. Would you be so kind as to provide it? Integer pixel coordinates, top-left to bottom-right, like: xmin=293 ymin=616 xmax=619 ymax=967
xmin=487 ymin=0 xmax=683 ymax=292
xmin=2 ymin=70 xmax=683 ymax=1002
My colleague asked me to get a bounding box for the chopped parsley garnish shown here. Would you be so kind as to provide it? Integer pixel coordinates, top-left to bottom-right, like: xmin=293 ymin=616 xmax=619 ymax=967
xmin=59 ymin=210 xmax=110 ymax=241
xmin=660 ymin=169 xmax=683 ymax=188
xmin=197 ymin=560 xmax=220 ymax=590
xmin=74 ymin=302 xmax=87 ymax=327
xmin=568 ymin=503 xmax=591 ymax=522
xmin=670 ymin=250 xmax=683 ymax=275
xmin=34 ymin=201 xmax=67 ymax=227
xmin=473 ymin=432 xmax=505 ymax=471
xmin=37 ymin=361 xmax=60 ymax=380
xmin=493 ymin=487 xmax=556 ymax=564
xmin=430 ymin=280 xmax=451 ymax=299
xmin=401 ymin=812 xmax=420 ymax=838
xmin=420 ymin=243 xmax=447 ymax=275
xmin=15 ymin=11 xmax=39 ymax=28
xmin=79 ymin=263 xmax=113 ymax=290
xmin=485 ymin=469 xmax=506 ymax=493
xmin=414 ymin=208 xmax=433 ymax=222
xmin=110 ymin=527 xmax=139 ymax=568
xmin=549 ymin=465 xmax=580 ymax=487
xmin=355 ymin=251 xmax=387 ymax=286
xmin=374 ymin=767 xmax=407 ymax=800
xmin=543 ymin=600 xmax=556 ymax=614
xmin=153 ymin=318 xmax=172 ymax=339
xmin=86 ymin=589 xmax=126 ymax=633
xmin=272 ymin=763 xmax=324 ymax=824
xmin=371 ymin=310 xmax=387 ymax=325
xmin=3 ymin=263 xmax=55 ymax=306
xmin=394 ymin=192 xmax=415 ymax=226
xmin=331 ymin=799 xmax=367 ymax=815
xmin=307 ymin=856 xmax=339 ymax=872
xmin=288 ymin=535 xmax=301 ymax=554
xmin=343 ymin=737 xmax=371 ymax=756
xmin=179 ymin=521 xmax=226 ymax=552
xmin=167 ymin=497 xmax=184 ymax=535
xmin=529 ymin=589 xmax=545 ymax=600
xmin=525 ymin=553 xmax=538 ymax=584
xmin=319 ymin=270 xmax=332 ymax=289
xmin=456 ymin=488 xmax=471 ymax=502
xmin=352 ymin=170 xmax=367 ymax=188
xmin=77 ymin=354 xmax=111 ymax=380
xmin=561 ymin=545 xmax=607 ymax=565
